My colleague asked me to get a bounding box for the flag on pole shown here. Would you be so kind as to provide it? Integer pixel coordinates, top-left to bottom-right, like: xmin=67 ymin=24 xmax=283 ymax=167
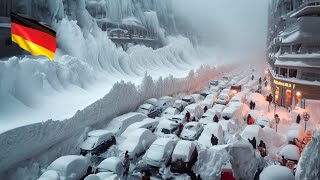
xmin=10 ymin=12 xmax=56 ymax=60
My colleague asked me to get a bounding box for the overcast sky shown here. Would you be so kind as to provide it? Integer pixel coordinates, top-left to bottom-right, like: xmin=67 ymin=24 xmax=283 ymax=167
xmin=172 ymin=0 xmax=269 ymax=56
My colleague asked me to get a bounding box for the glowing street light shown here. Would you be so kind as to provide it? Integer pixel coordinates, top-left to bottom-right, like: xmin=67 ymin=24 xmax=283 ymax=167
xmin=296 ymin=91 xmax=301 ymax=96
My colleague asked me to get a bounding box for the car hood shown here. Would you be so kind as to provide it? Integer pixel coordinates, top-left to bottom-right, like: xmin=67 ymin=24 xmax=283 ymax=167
xmin=181 ymin=129 xmax=197 ymax=138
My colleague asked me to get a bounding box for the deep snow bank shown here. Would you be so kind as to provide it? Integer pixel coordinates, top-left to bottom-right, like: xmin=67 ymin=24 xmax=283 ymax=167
xmin=295 ymin=132 xmax=320 ymax=180
xmin=0 ymin=65 xmax=236 ymax=178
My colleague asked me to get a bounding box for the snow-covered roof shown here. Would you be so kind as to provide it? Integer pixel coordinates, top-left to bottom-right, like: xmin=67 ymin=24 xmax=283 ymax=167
xmin=111 ymin=112 xmax=146 ymax=122
xmin=119 ymin=128 xmax=155 ymax=152
xmin=221 ymin=106 xmax=239 ymax=117
xmin=198 ymin=122 xmax=223 ymax=148
xmin=184 ymin=104 xmax=200 ymax=111
xmin=152 ymin=137 xmax=174 ymax=146
xmin=275 ymin=57 xmax=320 ymax=68
xmin=146 ymin=98 xmax=158 ymax=106
xmin=121 ymin=118 xmax=158 ymax=137
xmin=259 ymin=165 xmax=294 ymax=180
xmin=97 ymin=157 xmax=122 ymax=172
xmin=96 ymin=172 xmax=116 ymax=179
xmin=138 ymin=103 xmax=154 ymax=110
xmin=88 ymin=130 xmax=113 ymax=137
xmin=172 ymin=140 xmax=195 ymax=162
xmin=212 ymin=104 xmax=226 ymax=113
xmin=287 ymin=123 xmax=304 ymax=141
xmin=38 ymin=170 xmax=60 ymax=180
xmin=158 ymin=119 xmax=178 ymax=129
xmin=163 ymin=107 xmax=179 ymax=114
xmin=279 ymin=144 xmax=300 ymax=160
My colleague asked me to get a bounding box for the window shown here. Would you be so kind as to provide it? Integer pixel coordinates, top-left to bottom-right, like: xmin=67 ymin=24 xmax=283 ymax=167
xmin=301 ymin=72 xmax=320 ymax=81
xmin=289 ymin=69 xmax=297 ymax=78
xmin=279 ymin=68 xmax=287 ymax=77
xmin=275 ymin=67 xmax=279 ymax=75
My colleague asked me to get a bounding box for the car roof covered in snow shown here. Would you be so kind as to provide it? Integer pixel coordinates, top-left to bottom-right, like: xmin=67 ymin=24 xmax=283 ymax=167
xmin=119 ymin=128 xmax=155 ymax=152
xmin=198 ymin=122 xmax=223 ymax=148
xmin=241 ymin=125 xmax=264 ymax=142
xmin=279 ymin=144 xmax=300 ymax=160
xmin=185 ymin=121 xmax=201 ymax=127
xmin=212 ymin=104 xmax=226 ymax=113
xmin=47 ymin=155 xmax=90 ymax=177
xmin=159 ymin=96 xmax=173 ymax=100
xmin=184 ymin=103 xmax=200 ymax=111
xmin=97 ymin=157 xmax=122 ymax=172
xmin=112 ymin=112 xmax=146 ymax=122
xmin=152 ymin=137 xmax=176 ymax=146
xmin=38 ymin=170 xmax=60 ymax=180
xmin=88 ymin=130 xmax=114 ymax=137
xmin=121 ymin=118 xmax=158 ymax=137
xmin=172 ymin=140 xmax=196 ymax=162
xmin=138 ymin=103 xmax=154 ymax=109
xmin=259 ymin=165 xmax=294 ymax=180
xmin=174 ymin=100 xmax=188 ymax=105
xmin=221 ymin=106 xmax=239 ymax=116
xmin=146 ymin=98 xmax=158 ymax=106
xmin=164 ymin=107 xmax=179 ymax=114
xmin=158 ymin=119 xmax=178 ymax=129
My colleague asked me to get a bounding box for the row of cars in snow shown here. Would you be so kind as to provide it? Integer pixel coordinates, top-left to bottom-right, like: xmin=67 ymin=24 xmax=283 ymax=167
xmin=38 ymin=73 xmax=261 ymax=179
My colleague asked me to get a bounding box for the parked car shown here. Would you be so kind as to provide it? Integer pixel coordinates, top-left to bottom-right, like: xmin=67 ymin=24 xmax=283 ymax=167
xmin=80 ymin=130 xmax=116 ymax=156
xmin=173 ymin=100 xmax=188 ymax=112
xmin=118 ymin=128 xmax=156 ymax=160
xmin=221 ymin=88 xmax=233 ymax=97
xmin=181 ymin=95 xmax=195 ymax=105
xmin=198 ymin=122 xmax=224 ymax=148
xmin=95 ymin=157 xmax=123 ymax=177
xmin=171 ymin=140 xmax=198 ymax=173
xmin=212 ymin=104 xmax=226 ymax=117
xmin=156 ymin=96 xmax=175 ymax=111
xmin=136 ymin=103 xmax=161 ymax=118
xmin=169 ymin=114 xmax=186 ymax=124
xmin=199 ymin=109 xmax=218 ymax=125
xmin=210 ymin=80 xmax=219 ymax=86
xmin=241 ymin=125 xmax=265 ymax=143
xmin=145 ymin=98 xmax=158 ymax=106
xmin=181 ymin=104 xmax=204 ymax=121
xmin=180 ymin=122 xmax=204 ymax=141
xmin=256 ymin=116 xmax=271 ymax=128
xmin=120 ymin=118 xmax=159 ymax=138
xmin=162 ymin=107 xmax=180 ymax=119
xmin=154 ymin=118 xmax=180 ymax=137
xmin=216 ymin=94 xmax=230 ymax=105
xmin=143 ymin=138 xmax=178 ymax=167
xmin=220 ymin=106 xmax=244 ymax=122
xmin=105 ymin=112 xmax=147 ymax=136
xmin=230 ymin=92 xmax=246 ymax=103
xmin=190 ymin=94 xmax=205 ymax=103
xmin=39 ymin=155 xmax=92 ymax=180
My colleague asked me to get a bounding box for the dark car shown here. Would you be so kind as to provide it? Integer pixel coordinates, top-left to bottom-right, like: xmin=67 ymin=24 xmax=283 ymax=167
xmin=80 ymin=130 xmax=116 ymax=156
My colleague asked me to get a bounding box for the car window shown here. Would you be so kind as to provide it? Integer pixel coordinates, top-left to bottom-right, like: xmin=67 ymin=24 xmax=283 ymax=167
xmin=185 ymin=125 xmax=194 ymax=130
xmin=161 ymin=128 xmax=170 ymax=134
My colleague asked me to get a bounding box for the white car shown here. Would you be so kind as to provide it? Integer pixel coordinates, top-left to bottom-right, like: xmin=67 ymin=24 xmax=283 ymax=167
xmin=220 ymin=106 xmax=244 ymax=122
xmin=212 ymin=104 xmax=226 ymax=117
xmin=157 ymin=96 xmax=175 ymax=111
xmin=105 ymin=112 xmax=147 ymax=136
xmin=256 ymin=116 xmax=271 ymax=128
xmin=180 ymin=122 xmax=204 ymax=141
xmin=181 ymin=95 xmax=195 ymax=104
xmin=241 ymin=125 xmax=265 ymax=143
xmin=230 ymin=92 xmax=246 ymax=103
xmin=181 ymin=104 xmax=204 ymax=121
xmin=162 ymin=107 xmax=180 ymax=119
xmin=39 ymin=155 xmax=91 ymax=180
xmin=136 ymin=103 xmax=161 ymax=118
xmin=216 ymin=94 xmax=230 ymax=105
xmin=118 ymin=128 xmax=156 ymax=160
xmin=198 ymin=122 xmax=224 ymax=148
xmin=171 ymin=140 xmax=198 ymax=173
xmin=95 ymin=157 xmax=123 ymax=176
xmin=145 ymin=98 xmax=158 ymax=106
xmin=143 ymin=138 xmax=178 ymax=167
xmin=173 ymin=100 xmax=188 ymax=112
xmin=190 ymin=94 xmax=205 ymax=103
xmin=198 ymin=109 xmax=219 ymax=125
xmin=120 ymin=118 xmax=159 ymax=138
xmin=154 ymin=118 xmax=180 ymax=137
xmin=169 ymin=114 xmax=186 ymax=124
xmin=80 ymin=130 xmax=116 ymax=156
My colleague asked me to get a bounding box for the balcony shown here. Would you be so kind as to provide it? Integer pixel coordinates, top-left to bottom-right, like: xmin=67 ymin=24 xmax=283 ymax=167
xmin=290 ymin=1 xmax=320 ymax=18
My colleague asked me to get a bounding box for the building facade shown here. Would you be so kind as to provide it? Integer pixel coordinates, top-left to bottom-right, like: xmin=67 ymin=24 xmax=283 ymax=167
xmin=268 ymin=0 xmax=320 ymax=108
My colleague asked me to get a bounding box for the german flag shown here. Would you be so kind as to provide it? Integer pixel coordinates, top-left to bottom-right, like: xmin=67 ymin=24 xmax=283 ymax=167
xmin=11 ymin=12 xmax=56 ymax=61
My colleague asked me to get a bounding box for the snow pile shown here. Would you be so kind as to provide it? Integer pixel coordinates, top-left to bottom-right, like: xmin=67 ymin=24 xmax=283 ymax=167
xmin=193 ymin=146 xmax=230 ymax=180
xmin=286 ymin=123 xmax=304 ymax=142
xmin=279 ymin=144 xmax=300 ymax=161
xmin=259 ymin=165 xmax=294 ymax=180
xmin=295 ymin=132 xmax=320 ymax=180
xmin=262 ymin=126 xmax=286 ymax=148
xmin=241 ymin=125 xmax=265 ymax=142
xmin=227 ymin=134 xmax=260 ymax=180
xmin=172 ymin=140 xmax=195 ymax=162
xmin=198 ymin=122 xmax=223 ymax=148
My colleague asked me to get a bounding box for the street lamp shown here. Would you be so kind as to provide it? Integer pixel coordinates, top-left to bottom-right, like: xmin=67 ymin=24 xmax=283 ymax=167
xmin=303 ymin=112 xmax=310 ymax=132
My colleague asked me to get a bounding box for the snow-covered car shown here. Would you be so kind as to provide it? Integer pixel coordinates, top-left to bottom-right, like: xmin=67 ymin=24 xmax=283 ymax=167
xmin=136 ymin=103 xmax=161 ymax=118
xmin=154 ymin=118 xmax=180 ymax=137
xmin=156 ymin=96 xmax=175 ymax=111
xmin=181 ymin=104 xmax=204 ymax=121
xmin=212 ymin=104 xmax=226 ymax=117
xmin=198 ymin=122 xmax=223 ymax=148
xmin=181 ymin=95 xmax=195 ymax=105
xmin=198 ymin=109 xmax=219 ymax=125
xmin=230 ymin=92 xmax=246 ymax=103
xmin=190 ymin=94 xmax=205 ymax=103
xmin=120 ymin=118 xmax=159 ymax=138
xmin=40 ymin=155 xmax=91 ymax=180
xmin=80 ymin=130 xmax=116 ymax=156
xmin=256 ymin=116 xmax=271 ymax=128
xmin=173 ymin=100 xmax=188 ymax=112
xmin=95 ymin=172 xmax=119 ymax=180
xmin=169 ymin=114 xmax=186 ymax=124
xmin=279 ymin=144 xmax=300 ymax=161
xmin=220 ymin=88 xmax=232 ymax=97
xmin=143 ymin=138 xmax=178 ymax=167
xmin=145 ymin=98 xmax=158 ymax=106
xmin=105 ymin=112 xmax=147 ymax=136
xmin=286 ymin=123 xmax=304 ymax=143
xmin=95 ymin=157 xmax=123 ymax=176
xmin=210 ymin=80 xmax=219 ymax=86
xmin=216 ymin=94 xmax=230 ymax=105
xmin=220 ymin=106 xmax=244 ymax=122
xmin=161 ymin=107 xmax=180 ymax=119
xmin=171 ymin=140 xmax=198 ymax=173
xmin=241 ymin=125 xmax=265 ymax=143
xmin=180 ymin=122 xmax=204 ymax=141
xmin=259 ymin=165 xmax=294 ymax=180
xmin=118 ymin=128 xmax=156 ymax=160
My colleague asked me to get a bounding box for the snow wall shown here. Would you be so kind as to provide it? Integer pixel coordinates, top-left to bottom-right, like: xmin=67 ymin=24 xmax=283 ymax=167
xmin=0 ymin=65 xmax=236 ymax=179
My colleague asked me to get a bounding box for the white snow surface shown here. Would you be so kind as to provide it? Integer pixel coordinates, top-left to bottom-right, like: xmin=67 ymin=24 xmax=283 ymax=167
xmin=295 ymin=132 xmax=320 ymax=180
xmin=172 ymin=140 xmax=196 ymax=162
xmin=279 ymin=144 xmax=300 ymax=161
xmin=198 ymin=122 xmax=223 ymax=148
xmin=260 ymin=165 xmax=294 ymax=180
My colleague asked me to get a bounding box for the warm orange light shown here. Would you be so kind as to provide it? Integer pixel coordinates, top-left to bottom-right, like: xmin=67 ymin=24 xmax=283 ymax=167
xmin=232 ymin=90 xmax=238 ymax=94
xmin=296 ymin=91 xmax=301 ymax=96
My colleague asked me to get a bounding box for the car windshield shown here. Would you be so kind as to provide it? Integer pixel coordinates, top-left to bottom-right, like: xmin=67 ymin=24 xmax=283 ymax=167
xmin=182 ymin=98 xmax=191 ymax=102
xmin=141 ymin=107 xmax=149 ymax=111
xmin=161 ymin=128 xmax=171 ymax=134
xmin=185 ymin=125 xmax=195 ymax=130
